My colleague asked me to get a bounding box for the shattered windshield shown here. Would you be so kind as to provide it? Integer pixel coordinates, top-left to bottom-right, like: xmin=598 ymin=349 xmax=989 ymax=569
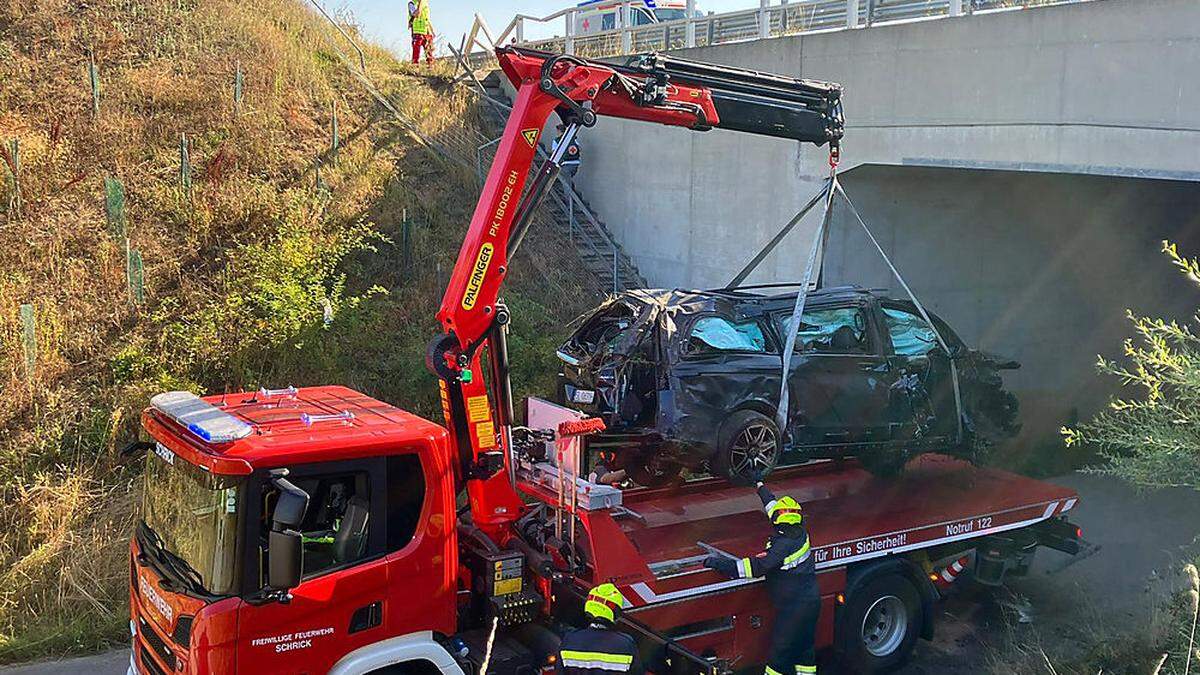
xmin=567 ymin=304 xmax=638 ymax=358
xmin=141 ymin=445 xmax=242 ymax=596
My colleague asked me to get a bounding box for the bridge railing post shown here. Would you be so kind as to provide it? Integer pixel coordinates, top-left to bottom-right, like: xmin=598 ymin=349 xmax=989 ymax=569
xmin=949 ymin=0 xmax=964 ymax=17
xmin=565 ymin=10 xmax=577 ymax=54
xmin=515 ymin=16 xmax=525 ymax=43
xmin=620 ymin=3 xmax=633 ymax=54
xmin=846 ymin=0 xmax=860 ymax=28
xmin=758 ymin=0 xmax=770 ymax=39
xmin=685 ymin=0 xmax=697 ymax=47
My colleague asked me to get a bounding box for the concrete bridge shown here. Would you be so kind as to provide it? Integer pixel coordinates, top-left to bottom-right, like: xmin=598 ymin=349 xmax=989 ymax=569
xmin=562 ymin=0 xmax=1200 ymax=452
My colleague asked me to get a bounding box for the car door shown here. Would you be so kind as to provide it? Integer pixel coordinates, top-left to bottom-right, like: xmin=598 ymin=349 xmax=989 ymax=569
xmin=879 ymin=302 xmax=958 ymax=441
xmin=670 ymin=313 xmax=780 ymax=422
xmin=774 ymin=302 xmax=895 ymax=448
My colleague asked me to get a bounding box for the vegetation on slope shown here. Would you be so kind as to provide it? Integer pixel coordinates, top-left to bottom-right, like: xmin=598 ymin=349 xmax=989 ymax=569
xmin=0 ymin=0 xmax=599 ymax=661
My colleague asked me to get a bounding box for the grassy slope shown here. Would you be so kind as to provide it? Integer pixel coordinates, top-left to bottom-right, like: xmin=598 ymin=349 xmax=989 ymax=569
xmin=0 ymin=0 xmax=599 ymax=661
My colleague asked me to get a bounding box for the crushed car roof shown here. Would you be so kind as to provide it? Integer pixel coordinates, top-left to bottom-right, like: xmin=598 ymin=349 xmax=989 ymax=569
xmin=597 ymin=285 xmax=888 ymax=321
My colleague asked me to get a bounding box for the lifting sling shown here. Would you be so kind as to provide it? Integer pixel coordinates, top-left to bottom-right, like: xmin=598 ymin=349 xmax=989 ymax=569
xmin=725 ymin=156 xmax=965 ymax=445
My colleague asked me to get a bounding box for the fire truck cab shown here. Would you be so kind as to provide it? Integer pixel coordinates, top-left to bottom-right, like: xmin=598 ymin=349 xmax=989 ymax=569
xmin=130 ymin=387 xmax=461 ymax=675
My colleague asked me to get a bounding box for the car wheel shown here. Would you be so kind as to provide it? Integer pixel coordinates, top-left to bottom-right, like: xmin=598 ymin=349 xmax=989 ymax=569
xmin=837 ymin=574 xmax=922 ymax=672
xmin=627 ymin=452 xmax=683 ymax=488
xmin=714 ymin=410 xmax=780 ymax=485
xmin=857 ymin=451 xmax=911 ymax=477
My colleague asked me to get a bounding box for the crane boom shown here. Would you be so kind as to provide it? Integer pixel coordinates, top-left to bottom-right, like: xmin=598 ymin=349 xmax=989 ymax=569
xmin=427 ymin=47 xmax=843 ymax=542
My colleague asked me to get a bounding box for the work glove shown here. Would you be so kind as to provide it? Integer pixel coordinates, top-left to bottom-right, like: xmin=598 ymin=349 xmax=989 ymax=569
xmin=702 ymin=555 xmax=722 ymax=570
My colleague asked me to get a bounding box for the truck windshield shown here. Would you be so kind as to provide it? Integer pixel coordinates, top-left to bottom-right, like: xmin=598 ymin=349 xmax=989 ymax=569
xmin=141 ymin=445 xmax=242 ymax=596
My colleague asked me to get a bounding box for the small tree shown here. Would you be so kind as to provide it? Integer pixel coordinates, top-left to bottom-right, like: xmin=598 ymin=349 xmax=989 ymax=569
xmin=1063 ymin=241 xmax=1200 ymax=490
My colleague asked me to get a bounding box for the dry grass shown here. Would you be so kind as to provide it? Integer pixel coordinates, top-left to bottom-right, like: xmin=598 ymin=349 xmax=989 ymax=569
xmin=984 ymin=563 xmax=1200 ymax=675
xmin=0 ymin=0 xmax=601 ymax=662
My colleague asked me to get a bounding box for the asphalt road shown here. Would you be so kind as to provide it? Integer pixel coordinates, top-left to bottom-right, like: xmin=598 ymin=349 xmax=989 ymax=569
xmin=5 ymin=473 xmax=1198 ymax=675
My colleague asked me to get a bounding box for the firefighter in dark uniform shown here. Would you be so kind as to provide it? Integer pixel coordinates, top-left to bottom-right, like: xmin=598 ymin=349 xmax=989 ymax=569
xmin=557 ymin=583 xmax=643 ymax=674
xmin=705 ymin=482 xmax=818 ymax=675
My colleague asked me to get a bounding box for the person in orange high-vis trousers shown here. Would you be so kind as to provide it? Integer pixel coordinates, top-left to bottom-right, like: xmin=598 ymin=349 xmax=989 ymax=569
xmin=408 ymin=0 xmax=434 ymax=64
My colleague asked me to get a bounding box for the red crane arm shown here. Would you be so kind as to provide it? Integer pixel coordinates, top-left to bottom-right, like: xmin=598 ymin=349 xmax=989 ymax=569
xmin=436 ymin=50 xmax=719 ymax=346
xmin=427 ymin=47 xmax=843 ymax=542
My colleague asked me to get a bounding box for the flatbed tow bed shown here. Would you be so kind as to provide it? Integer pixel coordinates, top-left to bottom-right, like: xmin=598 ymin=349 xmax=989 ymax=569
xmin=515 ymin=449 xmax=1081 ymax=671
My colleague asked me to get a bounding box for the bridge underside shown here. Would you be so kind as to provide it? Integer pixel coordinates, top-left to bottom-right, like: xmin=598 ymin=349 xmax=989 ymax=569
xmin=826 ymin=165 xmax=1200 ymax=459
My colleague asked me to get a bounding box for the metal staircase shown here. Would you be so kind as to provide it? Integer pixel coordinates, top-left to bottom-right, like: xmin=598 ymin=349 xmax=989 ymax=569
xmin=477 ymin=72 xmax=647 ymax=293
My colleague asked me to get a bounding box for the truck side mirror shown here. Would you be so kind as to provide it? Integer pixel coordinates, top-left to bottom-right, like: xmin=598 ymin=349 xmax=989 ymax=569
xmin=268 ymin=530 xmax=303 ymax=591
xmin=267 ymin=476 xmax=309 ymax=594
xmin=271 ymin=477 xmax=309 ymax=529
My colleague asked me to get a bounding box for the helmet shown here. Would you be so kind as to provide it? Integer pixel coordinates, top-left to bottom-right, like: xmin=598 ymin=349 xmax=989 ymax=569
xmin=584 ymin=583 xmax=626 ymax=623
xmin=767 ymin=496 xmax=803 ymax=526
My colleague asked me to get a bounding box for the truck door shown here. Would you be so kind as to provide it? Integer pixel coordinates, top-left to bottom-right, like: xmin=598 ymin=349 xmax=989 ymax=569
xmin=236 ymin=453 xmax=451 ymax=673
xmin=774 ymin=304 xmax=895 ymax=447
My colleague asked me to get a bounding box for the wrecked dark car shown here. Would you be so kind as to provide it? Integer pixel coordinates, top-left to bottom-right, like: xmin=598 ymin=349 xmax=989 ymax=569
xmin=556 ymin=286 xmax=1020 ymax=485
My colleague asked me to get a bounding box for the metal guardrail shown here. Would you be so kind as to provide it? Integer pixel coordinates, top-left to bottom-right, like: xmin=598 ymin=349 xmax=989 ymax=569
xmin=463 ymin=0 xmax=1090 ymax=62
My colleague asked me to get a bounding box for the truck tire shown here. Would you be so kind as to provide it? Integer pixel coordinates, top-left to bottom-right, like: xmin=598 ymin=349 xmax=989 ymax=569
xmin=837 ymin=574 xmax=922 ymax=672
xmin=713 ymin=410 xmax=780 ymax=485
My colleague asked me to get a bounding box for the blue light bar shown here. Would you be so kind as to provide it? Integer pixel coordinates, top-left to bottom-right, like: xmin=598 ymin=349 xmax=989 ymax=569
xmin=151 ymin=391 xmax=253 ymax=444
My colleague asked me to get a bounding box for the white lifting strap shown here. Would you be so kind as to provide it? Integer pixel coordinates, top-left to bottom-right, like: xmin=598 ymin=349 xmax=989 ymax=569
xmin=776 ymin=179 xmax=836 ymax=433
xmin=773 ymin=174 xmax=966 ymax=445
xmin=833 ymin=181 xmax=965 ymax=443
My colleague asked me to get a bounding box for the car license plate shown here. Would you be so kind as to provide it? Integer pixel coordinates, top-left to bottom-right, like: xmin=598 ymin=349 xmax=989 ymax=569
xmin=571 ymin=389 xmax=596 ymax=404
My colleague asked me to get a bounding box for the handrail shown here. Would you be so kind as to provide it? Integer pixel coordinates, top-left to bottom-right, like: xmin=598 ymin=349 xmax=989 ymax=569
xmin=463 ymin=80 xmax=634 ymax=264
xmin=466 ymin=0 xmax=1094 ymax=59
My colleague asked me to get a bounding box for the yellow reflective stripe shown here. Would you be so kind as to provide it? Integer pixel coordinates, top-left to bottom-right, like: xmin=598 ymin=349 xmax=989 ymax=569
xmin=781 ymin=539 xmax=812 ymax=570
xmin=739 ymin=557 xmax=754 ymax=578
xmin=796 ymin=666 xmax=818 ymax=674
xmin=560 ymin=650 xmax=634 ymax=671
xmin=560 ymin=650 xmax=633 ymax=664
xmin=765 ymin=667 xmax=786 ymax=675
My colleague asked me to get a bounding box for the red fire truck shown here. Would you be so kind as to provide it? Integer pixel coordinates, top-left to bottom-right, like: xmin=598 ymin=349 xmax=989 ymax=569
xmin=126 ymin=47 xmax=1083 ymax=675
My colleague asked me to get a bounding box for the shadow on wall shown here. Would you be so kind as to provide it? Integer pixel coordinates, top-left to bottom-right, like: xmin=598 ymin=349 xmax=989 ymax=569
xmin=826 ymin=165 xmax=1200 ymax=468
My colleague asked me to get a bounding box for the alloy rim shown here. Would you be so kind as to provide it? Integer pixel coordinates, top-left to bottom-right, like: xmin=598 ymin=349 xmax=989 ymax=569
xmin=729 ymin=422 xmax=778 ymax=474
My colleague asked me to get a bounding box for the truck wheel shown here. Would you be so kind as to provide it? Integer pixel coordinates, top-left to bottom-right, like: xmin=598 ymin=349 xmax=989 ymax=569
xmin=713 ymin=410 xmax=780 ymax=485
xmin=838 ymin=574 xmax=922 ymax=672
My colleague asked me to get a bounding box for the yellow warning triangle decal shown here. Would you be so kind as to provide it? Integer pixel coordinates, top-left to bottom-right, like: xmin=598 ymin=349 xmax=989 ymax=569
xmin=521 ymin=128 xmax=539 ymax=148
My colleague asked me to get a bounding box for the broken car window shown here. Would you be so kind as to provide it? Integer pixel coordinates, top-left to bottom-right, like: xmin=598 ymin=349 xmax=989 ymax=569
xmin=688 ymin=316 xmax=768 ymax=354
xmin=882 ymin=307 xmax=938 ymax=357
xmin=776 ymin=307 xmax=870 ymax=354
